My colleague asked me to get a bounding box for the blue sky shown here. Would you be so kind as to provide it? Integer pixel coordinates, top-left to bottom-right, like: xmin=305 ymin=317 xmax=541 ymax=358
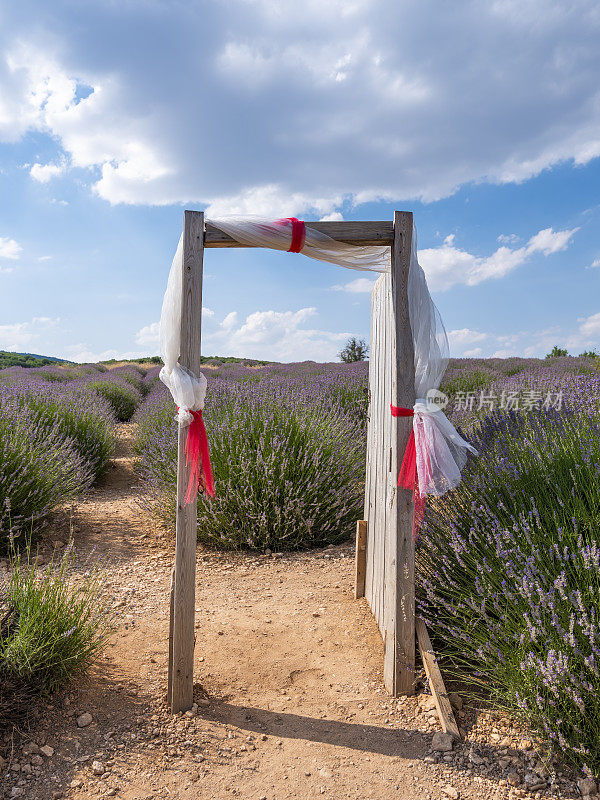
xmin=0 ymin=0 xmax=599 ymax=363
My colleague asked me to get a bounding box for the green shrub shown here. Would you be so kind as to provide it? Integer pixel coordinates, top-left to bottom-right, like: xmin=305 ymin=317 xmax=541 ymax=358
xmin=440 ymin=369 xmax=494 ymax=397
xmin=86 ymin=379 xmax=141 ymax=422
xmin=5 ymin=385 xmax=116 ymax=480
xmin=0 ymin=546 xmax=111 ymax=704
xmin=0 ymin=408 xmax=93 ymax=550
xmin=136 ymin=384 xmax=364 ymax=550
xmin=418 ymin=407 xmax=600 ymax=775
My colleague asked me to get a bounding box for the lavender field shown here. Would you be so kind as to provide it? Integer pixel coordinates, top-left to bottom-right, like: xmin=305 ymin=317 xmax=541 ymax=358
xmin=2 ymin=353 xmax=600 ymax=773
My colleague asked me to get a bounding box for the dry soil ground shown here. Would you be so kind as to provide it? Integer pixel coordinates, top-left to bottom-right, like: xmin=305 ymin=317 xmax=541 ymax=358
xmin=0 ymin=427 xmax=582 ymax=800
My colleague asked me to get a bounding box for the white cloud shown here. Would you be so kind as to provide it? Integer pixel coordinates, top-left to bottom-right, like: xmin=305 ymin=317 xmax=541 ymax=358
xmin=0 ymin=236 xmax=22 ymax=260
xmin=577 ymin=312 xmax=600 ymax=339
xmin=0 ymin=316 xmax=59 ymax=351
xmin=30 ymin=159 xmax=67 ymax=183
xmin=419 ymin=227 xmax=578 ymax=291
xmin=463 ymin=347 xmax=483 ymax=357
xmin=135 ymin=310 xmax=214 ymax=346
xmin=586 ymin=257 xmax=600 ymax=269
xmin=448 ymin=328 xmax=488 ymax=347
xmin=206 ymin=307 xmax=351 ymax=361
xmin=63 ymin=344 xmax=151 ymax=363
xmin=0 ymin=1 xmax=598 ymax=210
xmin=333 ymin=277 xmax=377 ymax=293
xmin=497 ymin=233 xmax=520 ymax=245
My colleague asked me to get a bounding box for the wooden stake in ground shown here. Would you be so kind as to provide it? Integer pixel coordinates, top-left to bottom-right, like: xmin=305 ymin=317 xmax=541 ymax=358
xmin=169 ymin=210 xmax=205 ymax=713
xmin=416 ymin=617 xmax=461 ymax=739
xmin=354 ymin=520 xmax=367 ymax=599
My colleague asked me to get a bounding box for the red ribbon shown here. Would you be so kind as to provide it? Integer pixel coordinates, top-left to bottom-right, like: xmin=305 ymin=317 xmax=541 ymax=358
xmin=277 ymin=217 xmax=306 ymax=253
xmin=178 ymin=409 xmax=215 ymax=504
xmin=391 ymin=404 xmax=425 ymax=538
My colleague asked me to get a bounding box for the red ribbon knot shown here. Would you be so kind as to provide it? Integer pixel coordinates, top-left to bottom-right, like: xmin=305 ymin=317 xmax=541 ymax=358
xmin=277 ymin=217 xmax=306 ymax=253
xmin=177 ymin=408 xmax=215 ymax=504
xmin=390 ymin=403 xmax=424 ymax=538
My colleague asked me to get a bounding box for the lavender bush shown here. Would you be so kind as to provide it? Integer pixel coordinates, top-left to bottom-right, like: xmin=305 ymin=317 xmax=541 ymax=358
xmin=0 ymin=406 xmax=93 ymax=550
xmin=135 ymin=376 xmax=364 ymax=550
xmin=418 ymin=405 xmax=600 ymax=775
xmin=0 ymin=381 xmax=116 ymax=479
xmin=0 ymin=546 xmax=111 ymax=728
xmin=84 ymin=376 xmax=142 ymax=421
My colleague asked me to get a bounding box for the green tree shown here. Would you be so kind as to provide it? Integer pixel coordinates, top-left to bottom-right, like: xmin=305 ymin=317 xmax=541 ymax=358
xmin=579 ymin=349 xmax=599 ymax=358
xmin=545 ymin=345 xmax=568 ymax=358
xmin=339 ymin=337 xmax=368 ymax=363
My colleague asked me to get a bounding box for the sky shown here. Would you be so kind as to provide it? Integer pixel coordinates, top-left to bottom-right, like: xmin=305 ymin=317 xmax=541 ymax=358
xmin=0 ymin=0 xmax=599 ymax=363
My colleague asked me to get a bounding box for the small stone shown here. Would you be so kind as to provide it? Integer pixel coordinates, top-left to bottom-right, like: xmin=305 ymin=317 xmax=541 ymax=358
xmin=431 ymin=732 xmax=454 ymax=752
xmin=507 ymin=772 xmax=521 ymax=787
xmin=448 ymin=692 xmax=463 ymax=710
xmin=77 ymin=712 xmax=93 ymax=728
xmin=70 ymin=779 xmax=82 ymax=788
xmin=10 ymin=789 xmax=24 ymax=798
xmin=40 ymin=745 xmax=54 ymax=757
xmin=197 ymin=698 xmax=210 ymax=708
xmin=578 ymin=778 xmax=598 ymax=797
xmin=30 ymin=754 xmax=43 ymax=766
xmin=0 ymin=755 xmax=6 ymax=769
xmin=418 ymin=695 xmax=437 ymax=712
xmin=51 ymin=792 xmax=64 ymax=799
xmin=442 ymin=786 xmax=459 ymax=800
xmin=92 ymin=760 xmax=105 ymax=775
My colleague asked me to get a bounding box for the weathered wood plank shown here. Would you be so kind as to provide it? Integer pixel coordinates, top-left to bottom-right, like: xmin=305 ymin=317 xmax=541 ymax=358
xmin=354 ymin=520 xmax=367 ymax=599
xmin=170 ymin=209 xmax=204 ymax=713
xmin=167 ymin=567 xmax=175 ymax=704
xmin=204 ymin=220 xmax=394 ymax=248
xmin=416 ymin=618 xmax=461 ymax=739
xmin=388 ymin=210 xmax=416 ymax=696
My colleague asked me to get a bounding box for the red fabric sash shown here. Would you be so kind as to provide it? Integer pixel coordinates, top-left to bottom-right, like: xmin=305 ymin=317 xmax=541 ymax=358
xmin=178 ymin=408 xmax=215 ymax=504
xmin=277 ymin=217 xmax=306 ymax=253
xmin=390 ymin=404 xmax=425 ymax=537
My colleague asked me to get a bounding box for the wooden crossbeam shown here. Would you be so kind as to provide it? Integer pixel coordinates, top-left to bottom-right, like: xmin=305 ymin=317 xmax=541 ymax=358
xmin=204 ymin=220 xmax=394 ymax=248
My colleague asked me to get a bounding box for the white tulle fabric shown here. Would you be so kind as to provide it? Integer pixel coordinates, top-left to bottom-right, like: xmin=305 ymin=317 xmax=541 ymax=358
xmin=210 ymin=216 xmax=390 ymax=273
xmin=159 ymin=235 xmax=207 ymax=426
xmin=407 ymin=230 xmax=477 ymax=497
xmin=158 ymin=216 xmax=476 ymax=498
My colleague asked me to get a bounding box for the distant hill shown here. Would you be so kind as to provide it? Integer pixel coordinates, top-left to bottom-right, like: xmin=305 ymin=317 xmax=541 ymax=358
xmin=0 ymin=351 xmax=72 ymax=369
xmin=101 ymin=355 xmax=272 ymax=367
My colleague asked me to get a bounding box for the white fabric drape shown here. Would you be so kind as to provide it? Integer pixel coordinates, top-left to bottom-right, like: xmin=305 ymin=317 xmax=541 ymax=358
xmin=407 ymin=228 xmax=477 ymax=497
xmin=158 ymin=216 xmax=476 ymax=497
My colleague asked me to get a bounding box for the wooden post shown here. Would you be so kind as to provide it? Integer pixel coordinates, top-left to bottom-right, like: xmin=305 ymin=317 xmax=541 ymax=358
xmin=387 ymin=210 xmax=416 ymax=695
xmin=167 ymin=568 xmax=175 ymax=705
xmin=416 ymin=618 xmax=461 ymax=739
xmin=354 ymin=520 xmax=367 ymax=599
xmin=169 ymin=210 xmax=204 ymax=713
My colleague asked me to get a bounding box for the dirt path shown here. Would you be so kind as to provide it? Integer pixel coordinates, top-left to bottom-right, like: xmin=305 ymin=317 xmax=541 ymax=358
xmin=0 ymin=427 xmax=579 ymax=800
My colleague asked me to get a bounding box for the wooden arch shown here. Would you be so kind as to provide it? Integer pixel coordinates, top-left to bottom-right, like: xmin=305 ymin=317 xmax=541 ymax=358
xmin=166 ymin=210 xmax=458 ymax=738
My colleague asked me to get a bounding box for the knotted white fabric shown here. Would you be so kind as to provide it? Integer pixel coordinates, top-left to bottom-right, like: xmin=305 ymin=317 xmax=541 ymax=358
xmin=413 ymin=400 xmax=477 ymax=497
xmin=158 ymin=215 xmax=476 ymax=503
xmin=406 ymin=230 xmax=477 ymax=498
xmin=159 ymin=235 xmax=207 ymax=426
